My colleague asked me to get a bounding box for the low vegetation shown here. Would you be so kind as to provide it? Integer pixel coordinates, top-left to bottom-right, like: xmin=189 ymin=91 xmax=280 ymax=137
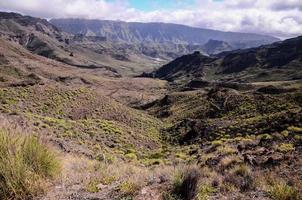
xmin=0 ymin=12 xmax=302 ymax=200
xmin=0 ymin=128 xmax=60 ymax=200
xmin=268 ymin=181 xmax=300 ymax=200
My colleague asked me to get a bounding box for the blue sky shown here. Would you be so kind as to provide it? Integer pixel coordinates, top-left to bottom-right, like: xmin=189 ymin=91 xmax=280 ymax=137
xmin=107 ymin=0 xmax=225 ymax=11
xmin=130 ymin=0 xmax=197 ymax=11
xmin=107 ymin=0 xmax=198 ymax=11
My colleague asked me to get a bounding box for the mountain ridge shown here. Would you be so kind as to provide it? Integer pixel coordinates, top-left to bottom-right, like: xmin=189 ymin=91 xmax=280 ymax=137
xmin=145 ymin=35 xmax=302 ymax=83
xmin=50 ymin=18 xmax=279 ymax=49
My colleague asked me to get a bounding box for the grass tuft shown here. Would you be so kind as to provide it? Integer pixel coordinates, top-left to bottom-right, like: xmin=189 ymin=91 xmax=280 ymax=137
xmin=268 ymin=181 xmax=300 ymax=200
xmin=0 ymin=128 xmax=60 ymax=200
xmin=172 ymin=166 xmax=201 ymax=200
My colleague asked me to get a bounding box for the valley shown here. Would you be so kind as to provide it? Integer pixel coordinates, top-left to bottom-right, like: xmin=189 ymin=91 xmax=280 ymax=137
xmin=0 ymin=11 xmax=301 ymax=200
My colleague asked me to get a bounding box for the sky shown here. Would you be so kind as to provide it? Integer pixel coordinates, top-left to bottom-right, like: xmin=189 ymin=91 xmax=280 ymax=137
xmin=0 ymin=0 xmax=302 ymax=39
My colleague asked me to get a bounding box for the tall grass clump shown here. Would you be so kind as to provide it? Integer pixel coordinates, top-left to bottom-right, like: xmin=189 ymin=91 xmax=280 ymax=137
xmin=171 ymin=166 xmax=201 ymax=200
xmin=268 ymin=181 xmax=300 ymax=200
xmin=0 ymin=129 xmax=60 ymax=200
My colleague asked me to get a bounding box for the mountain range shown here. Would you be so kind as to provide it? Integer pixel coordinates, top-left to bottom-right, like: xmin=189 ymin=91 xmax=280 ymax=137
xmin=0 ymin=12 xmax=281 ymax=77
xmin=50 ymin=18 xmax=279 ymax=49
xmin=1 ymin=11 xmax=302 ymax=200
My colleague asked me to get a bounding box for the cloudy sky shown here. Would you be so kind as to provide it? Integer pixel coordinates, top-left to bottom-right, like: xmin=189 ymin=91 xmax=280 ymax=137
xmin=1 ymin=0 xmax=302 ymax=39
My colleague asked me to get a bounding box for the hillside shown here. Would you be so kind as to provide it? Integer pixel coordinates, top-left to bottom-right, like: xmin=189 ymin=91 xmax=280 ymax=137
xmin=0 ymin=11 xmax=302 ymax=200
xmin=146 ymin=36 xmax=302 ymax=83
xmin=203 ymin=39 xmax=234 ymax=55
xmin=0 ymin=12 xmax=167 ymax=76
xmin=149 ymin=51 xmax=215 ymax=81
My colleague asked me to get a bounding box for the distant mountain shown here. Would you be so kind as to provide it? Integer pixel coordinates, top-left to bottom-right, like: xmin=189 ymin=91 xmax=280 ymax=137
xmin=145 ymin=36 xmax=302 ymax=82
xmin=50 ymin=18 xmax=279 ymax=49
xmin=150 ymin=51 xmax=215 ymax=81
xmin=0 ymin=12 xmax=66 ymax=57
xmin=0 ymin=12 xmax=283 ymax=77
xmin=202 ymin=39 xmax=234 ymax=55
xmin=0 ymin=12 xmax=168 ymax=76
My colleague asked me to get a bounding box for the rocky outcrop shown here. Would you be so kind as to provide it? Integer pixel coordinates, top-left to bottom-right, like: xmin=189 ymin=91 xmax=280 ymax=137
xmin=150 ymin=51 xmax=215 ymax=81
xmin=147 ymin=36 xmax=302 ymax=82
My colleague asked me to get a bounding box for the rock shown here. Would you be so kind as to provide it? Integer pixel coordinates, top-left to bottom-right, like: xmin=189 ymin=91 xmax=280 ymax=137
xmin=97 ymin=183 xmax=107 ymax=190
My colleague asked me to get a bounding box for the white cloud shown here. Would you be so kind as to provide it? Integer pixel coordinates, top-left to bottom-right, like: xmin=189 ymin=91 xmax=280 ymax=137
xmin=0 ymin=0 xmax=302 ymax=38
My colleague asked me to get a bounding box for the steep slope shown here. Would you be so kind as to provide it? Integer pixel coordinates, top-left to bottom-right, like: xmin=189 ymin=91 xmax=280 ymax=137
xmin=0 ymin=84 xmax=164 ymax=158
xmin=50 ymin=18 xmax=279 ymax=49
xmin=0 ymin=31 xmax=167 ymax=160
xmin=0 ymin=12 xmax=167 ymax=76
xmin=202 ymin=39 xmax=234 ymax=55
xmin=147 ymin=51 xmax=215 ymax=81
xmin=147 ymin=36 xmax=302 ymax=83
xmin=0 ymin=37 xmax=167 ymax=105
xmin=215 ymin=36 xmax=302 ymax=81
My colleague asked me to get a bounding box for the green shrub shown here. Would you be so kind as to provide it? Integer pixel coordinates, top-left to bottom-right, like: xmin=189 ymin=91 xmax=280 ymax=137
xmin=268 ymin=181 xmax=300 ymax=200
xmin=0 ymin=129 xmax=60 ymax=200
xmin=118 ymin=181 xmax=140 ymax=196
xmin=197 ymin=184 xmax=216 ymax=200
xmin=281 ymin=130 xmax=289 ymax=137
xmin=22 ymin=136 xmax=60 ymax=177
xmin=211 ymin=140 xmax=223 ymax=147
xmin=86 ymin=179 xmax=99 ymax=193
xmin=223 ymin=164 xmax=255 ymax=192
xmin=287 ymin=126 xmax=302 ymax=133
xmin=277 ymin=143 xmax=295 ymax=152
xmin=125 ymin=153 xmax=137 ymax=161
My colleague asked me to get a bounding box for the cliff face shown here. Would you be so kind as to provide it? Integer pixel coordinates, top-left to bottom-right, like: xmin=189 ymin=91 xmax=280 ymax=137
xmin=50 ymin=18 xmax=279 ymax=48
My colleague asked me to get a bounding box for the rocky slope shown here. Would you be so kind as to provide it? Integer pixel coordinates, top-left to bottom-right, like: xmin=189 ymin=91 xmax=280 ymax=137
xmin=0 ymin=12 xmax=167 ymax=76
xmin=148 ymin=51 xmax=215 ymax=81
xmin=202 ymin=39 xmax=234 ymax=55
xmin=146 ymin=35 xmax=302 ymax=83
xmin=0 ymin=12 xmax=282 ymax=77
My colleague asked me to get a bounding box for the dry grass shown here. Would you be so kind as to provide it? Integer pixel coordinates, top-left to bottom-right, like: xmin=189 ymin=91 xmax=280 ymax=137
xmin=0 ymin=128 xmax=60 ymax=200
xmin=222 ymin=164 xmax=255 ymax=192
xmin=171 ymin=166 xmax=201 ymax=200
xmin=268 ymin=181 xmax=300 ymax=200
xmin=166 ymin=165 xmax=219 ymax=200
xmin=57 ymin=156 xmax=181 ymax=198
xmin=219 ymin=155 xmax=242 ymax=172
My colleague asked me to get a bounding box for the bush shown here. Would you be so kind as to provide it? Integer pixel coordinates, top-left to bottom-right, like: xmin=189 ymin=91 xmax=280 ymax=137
xmin=287 ymin=126 xmax=302 ymax=133
xmin=0 ymin=129 xmax=60 ymax=200
xmin=223 ymin=164 xmax=255 ymax=192
xmin=118 ymin=181 xmax=140 ymax=196
xmin=86 ymin=179 xmax=99 ymax=193
xmin=125 ymin=153 xmax=137 ymax=161
xmin=172 ymin=166 xmax=201 ymax=200
xmin=277 ymin=143 xmax=295 ymax=153
xmin=22 ymin=136 xmax=60 ymax=177
xmin=268 ymin=181 xmax=300 ymax=200
xmin=197 ymin=184 xmax=216 ymax=200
